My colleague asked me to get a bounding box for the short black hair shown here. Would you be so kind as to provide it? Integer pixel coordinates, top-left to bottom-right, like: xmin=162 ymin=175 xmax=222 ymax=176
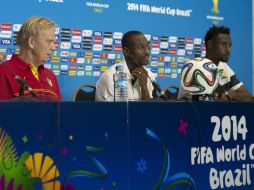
xmin=204 ymin=25 xmax=230 ymax=46
xmin=121 ymin=31 xmax=144 ymax=48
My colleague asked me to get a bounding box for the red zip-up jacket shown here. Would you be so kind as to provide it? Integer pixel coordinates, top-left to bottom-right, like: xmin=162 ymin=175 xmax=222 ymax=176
xmin=0 ymin=54 xmax=61 ymax=101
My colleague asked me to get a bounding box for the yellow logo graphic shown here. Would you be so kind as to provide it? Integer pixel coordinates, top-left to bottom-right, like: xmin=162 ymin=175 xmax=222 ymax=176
xmin=158 ymin=68 xmax=165 ymax=74
xmin=69 ymin=71 xmax=77 ymax=76
xmin=212 ymin=0 xmax=219 ymax=14
xmin=101 ymin=66 xmax=108 ymax=71
xmin=85 ymin=0 xmax=109 ymax=13
xmin=85 ymin=71 xmax=92 ymax=76
xmin=25 ymin=153 xmax=61 ymax=190
xmin=53 ymin=50 xmax=58 ymax=56
xmin=219 ymin=69 xmax=227 ymax=79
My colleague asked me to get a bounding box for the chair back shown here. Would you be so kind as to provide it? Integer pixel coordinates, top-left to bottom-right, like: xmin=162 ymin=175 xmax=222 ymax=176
xmin=72 ymin=83 xmax=96 ymax=101
xmin=162 ymin=85 xmax=179 ymax=100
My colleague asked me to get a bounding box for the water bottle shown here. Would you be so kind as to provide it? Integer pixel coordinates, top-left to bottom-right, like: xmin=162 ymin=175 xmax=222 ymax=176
xmin=114 ymin=64 xmax=128 ymax=101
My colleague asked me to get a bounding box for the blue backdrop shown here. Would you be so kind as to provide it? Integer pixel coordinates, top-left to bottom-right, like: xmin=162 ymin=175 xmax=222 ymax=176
xmin=0 ymin=0 xmax=252 ymax=100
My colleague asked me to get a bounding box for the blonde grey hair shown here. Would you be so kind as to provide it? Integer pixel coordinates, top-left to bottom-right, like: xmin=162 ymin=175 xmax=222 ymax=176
xmin=16 ymin=16 xmax=56 ymax=46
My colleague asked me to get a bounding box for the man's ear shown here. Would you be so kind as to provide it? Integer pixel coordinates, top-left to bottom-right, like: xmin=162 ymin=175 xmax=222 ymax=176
xmin=207 ymin=40 xmax=214 ymax=49
xmin=28 ymin=36 xmax=35 ymax=48
xmin=123 ymin=46 xmax=130 ymax=56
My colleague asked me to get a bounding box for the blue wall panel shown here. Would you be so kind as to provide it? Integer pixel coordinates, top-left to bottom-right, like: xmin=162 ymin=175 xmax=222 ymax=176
xmin=0 ymin=0 xmax=252 ymax=100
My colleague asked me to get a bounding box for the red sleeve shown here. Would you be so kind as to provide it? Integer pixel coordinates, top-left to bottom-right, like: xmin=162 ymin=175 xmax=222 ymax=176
xmin=0 ymin=65 xmax=14 ymax=100
xmin=48 ymin=70 xmax=62 ymax=101
xmin=53 ymin=75 xmax=62 ymax=101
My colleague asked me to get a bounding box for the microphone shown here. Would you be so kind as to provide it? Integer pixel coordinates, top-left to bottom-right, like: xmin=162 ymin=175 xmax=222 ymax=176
xmin=14 ymin=75 xmax=37 ymax=97
xmin=1 ymin=60 xmax=37 ymax=98
xmin=213 ymin=85 xmax=231 ymax=101
xmin=151 ymin=80 xmax=164 ymax=95
xmin=136 ymin=65 xmax=168 ymax=100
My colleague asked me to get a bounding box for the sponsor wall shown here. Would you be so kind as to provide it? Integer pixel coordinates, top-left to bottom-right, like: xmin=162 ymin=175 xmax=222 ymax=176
xmin=0 ymin=0 xmax=252 ymax=100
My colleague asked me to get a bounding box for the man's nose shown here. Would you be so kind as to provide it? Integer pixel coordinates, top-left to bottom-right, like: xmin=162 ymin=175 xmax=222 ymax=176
xmin=225 ymin=45 xmax=230 ymax=53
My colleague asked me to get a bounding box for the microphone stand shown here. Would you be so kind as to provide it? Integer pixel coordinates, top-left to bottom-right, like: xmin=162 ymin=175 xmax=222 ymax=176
xmin=113 ymin=74 xmax=116 ymax=102
xmin=213 ymin=85 xmax=231 ymax=101
xmin=14 ymin=75 xmax=37 ymax=97
xmin=137 ymin=65 xmax=169 ymax=100
xmin=1 ymin=60 xmax=37 ymax=98
xmin=19 ymin=85 xmax=24 ymax=97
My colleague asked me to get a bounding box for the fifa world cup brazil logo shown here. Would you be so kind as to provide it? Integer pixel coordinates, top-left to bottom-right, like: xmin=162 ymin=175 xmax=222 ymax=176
xmin=212 ymin=0 xmax=219 ymax=14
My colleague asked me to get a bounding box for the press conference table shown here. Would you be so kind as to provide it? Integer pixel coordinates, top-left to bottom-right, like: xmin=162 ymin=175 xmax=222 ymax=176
xmin=0 ymin=101 xmax=253 ymax=190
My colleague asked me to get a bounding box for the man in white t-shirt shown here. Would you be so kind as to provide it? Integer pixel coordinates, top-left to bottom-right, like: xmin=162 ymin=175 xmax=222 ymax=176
xmin=95 ymin=31 xmax=155 ymax=101
xmin=178 ymin=26 xmax=252 ymax=101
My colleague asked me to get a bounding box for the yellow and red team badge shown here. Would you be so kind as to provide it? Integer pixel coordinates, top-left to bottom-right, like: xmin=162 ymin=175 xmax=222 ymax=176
xmin=47 ymin=78 xmax=53 ymax=87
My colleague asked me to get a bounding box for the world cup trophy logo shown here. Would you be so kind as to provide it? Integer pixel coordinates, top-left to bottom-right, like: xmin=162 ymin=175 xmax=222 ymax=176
xmin=212 ymin=0 xmax=219 ymax=14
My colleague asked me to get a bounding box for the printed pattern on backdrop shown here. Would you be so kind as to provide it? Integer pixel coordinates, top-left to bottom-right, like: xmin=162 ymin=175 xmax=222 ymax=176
xmin=0 ymin=25 xmax=205 ymax=79
xmin=0 ymin=102 xmax=254 ymax=189
xmin=0 ymin=0 xmax=252 ymax=100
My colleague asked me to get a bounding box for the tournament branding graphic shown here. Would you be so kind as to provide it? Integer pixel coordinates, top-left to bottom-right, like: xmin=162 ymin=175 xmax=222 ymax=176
xmin=103 ymin=38 xmax=113 ymax=45
xmin=211 ymin=0 xmax=219 ymax=14
xmin=39 ymin=0 xmax=64 ymax=3
xmin=206 ymin=0 xmax=224 ymax=24
xmin=0 ymin=24 xmax=12 ymax=30
xmin=72 ymin=29 xmax=81 ymax=36
xmin=127 ymin=2 xmax=193 ymax=17
xmin=82 ymin=30 xmax=92 ymax=37
xmin=103 ymin=32 xmax=112 ymax=37
xmin=0 ymin=39 xmax=11 ymax=45
xmin=71 ymin=36 xmax=82 ymax=43
xmin=77 ymin=58 xmax=85 ymax=64
xmin=0 ymin=31 xmax=12 ymax=38
xmin=191 ymin=115 xmax=254 ymax=189
xmin=85 ymin=0 xmax=110 ymax=13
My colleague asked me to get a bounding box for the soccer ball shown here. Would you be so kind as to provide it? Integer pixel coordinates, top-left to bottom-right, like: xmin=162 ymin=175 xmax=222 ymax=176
xmin=181 ymin=58 xmax=220 ymax=95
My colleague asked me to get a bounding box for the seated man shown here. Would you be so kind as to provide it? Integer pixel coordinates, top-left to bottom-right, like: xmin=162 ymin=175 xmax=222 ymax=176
xmin=95 ymin=31 xmax=156 ymax=101
xmin=178 ymin=25 xmax=252 ymax=101
xmin=0 ymin=16 xmax=61 ymax=101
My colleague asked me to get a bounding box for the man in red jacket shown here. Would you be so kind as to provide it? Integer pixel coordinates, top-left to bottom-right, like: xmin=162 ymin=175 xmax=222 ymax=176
xmin=0 ymin=16 xmax=61 ymax=101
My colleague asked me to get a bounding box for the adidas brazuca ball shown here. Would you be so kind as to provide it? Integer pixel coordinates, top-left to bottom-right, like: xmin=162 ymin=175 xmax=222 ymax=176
xmin=181 ymin=58 xmax=220 ymax=95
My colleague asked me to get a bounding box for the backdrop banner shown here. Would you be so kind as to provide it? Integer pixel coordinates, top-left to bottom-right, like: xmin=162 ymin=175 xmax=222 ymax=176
xmin=0 ymin=102 xmax=253 ymax=189
xmin=0 ymin=0 xmax=252 ymax=100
